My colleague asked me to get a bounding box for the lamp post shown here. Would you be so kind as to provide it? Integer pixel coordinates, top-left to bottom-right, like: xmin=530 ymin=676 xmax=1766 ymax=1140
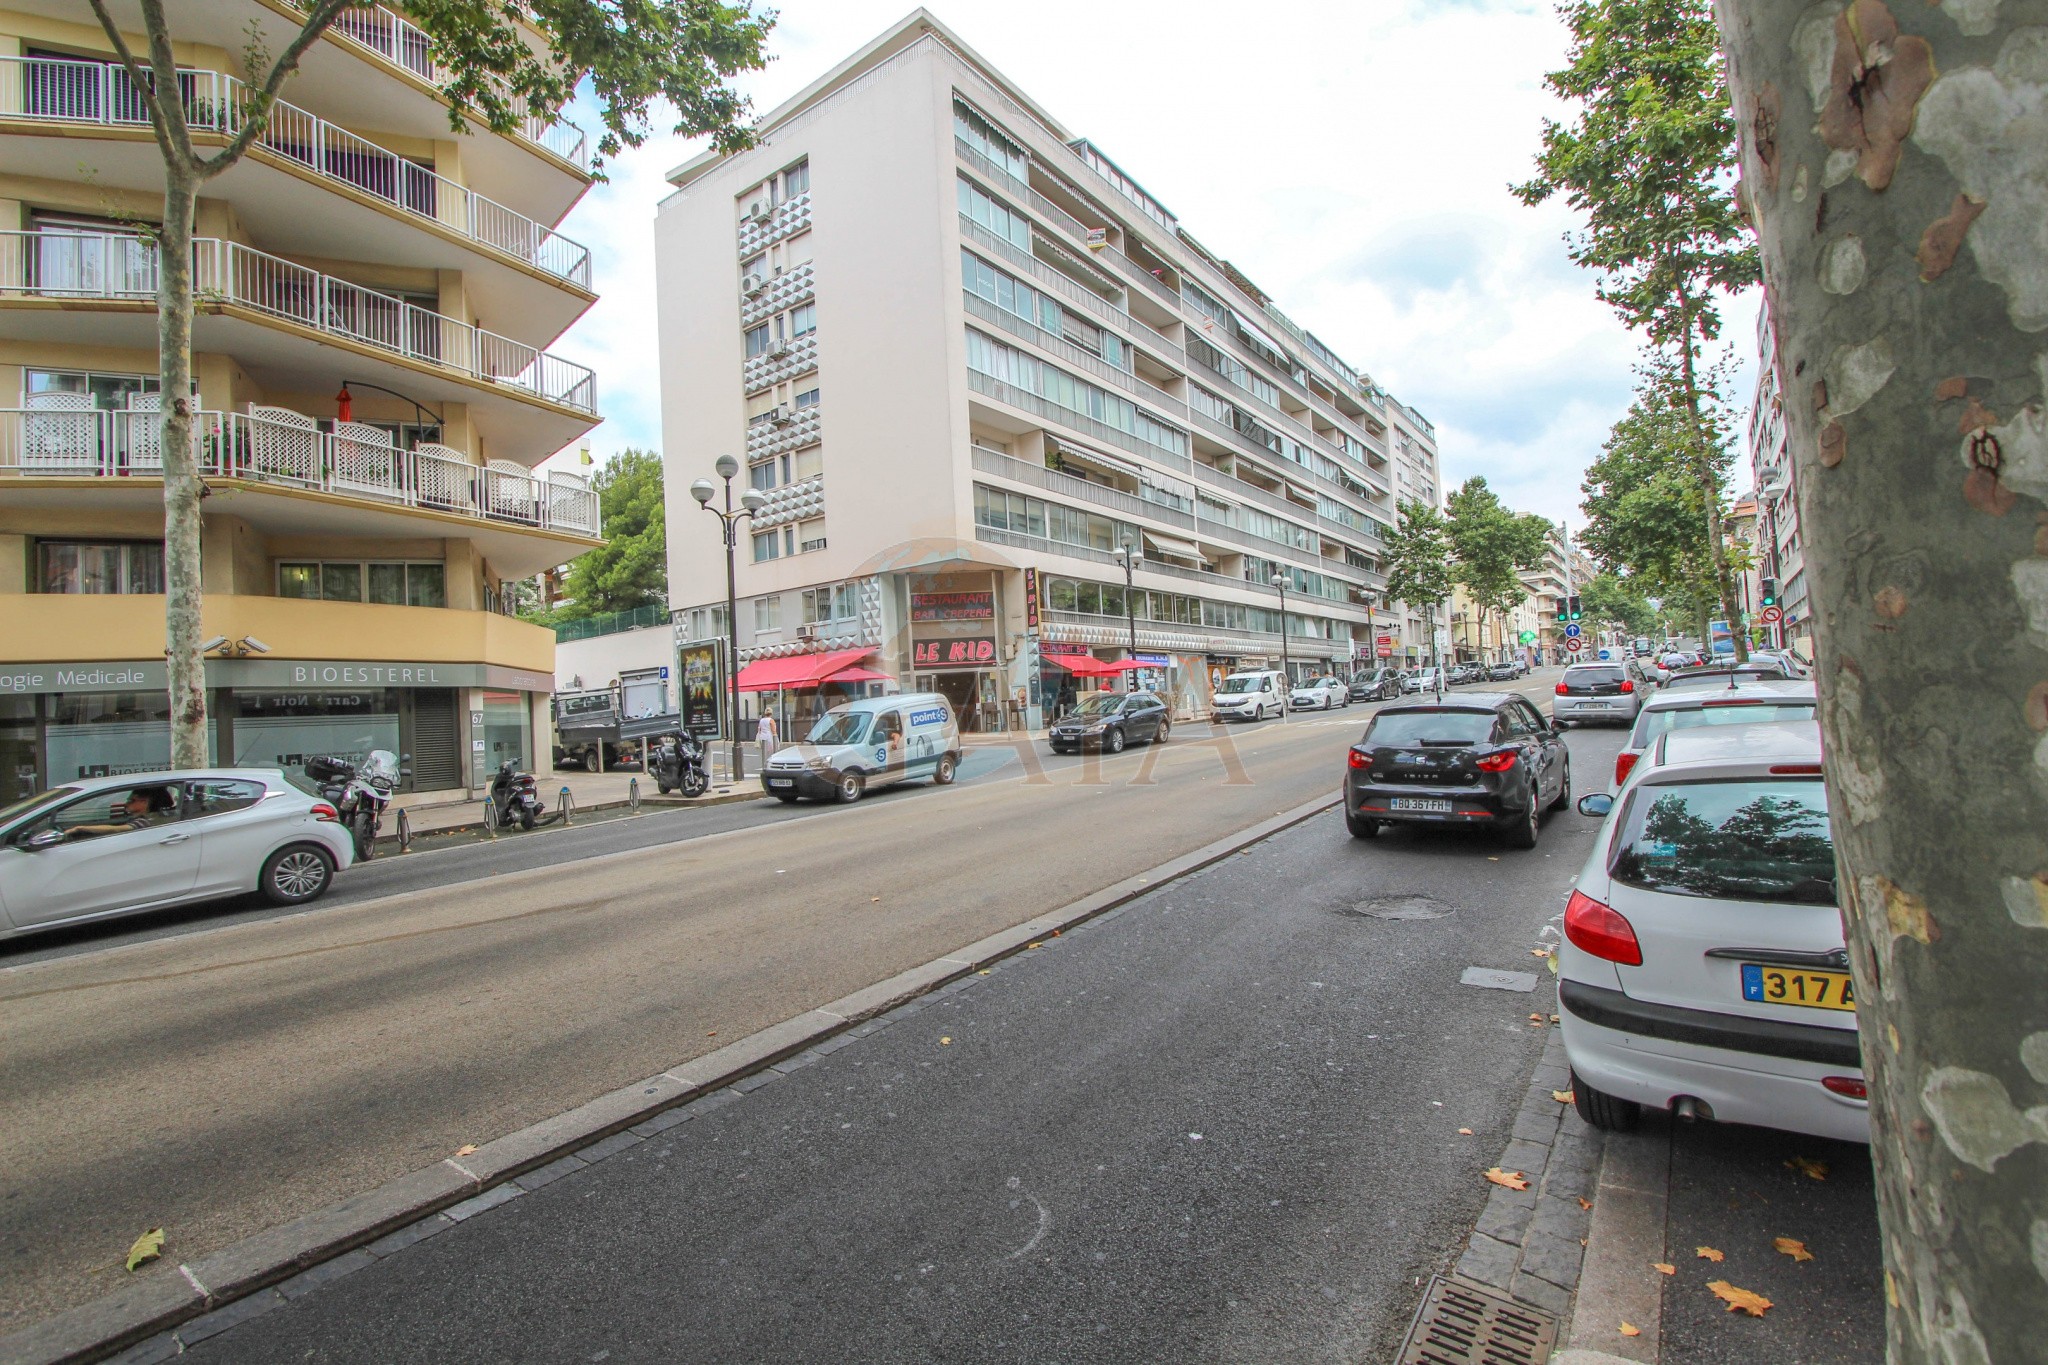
xmin=1270 ymin=572 xmax=1291 ymax=724
xmin=1115 ymin=538 xmax=1141 ymax=690
xmin=690 ymin=455 xmax=766 ymax=783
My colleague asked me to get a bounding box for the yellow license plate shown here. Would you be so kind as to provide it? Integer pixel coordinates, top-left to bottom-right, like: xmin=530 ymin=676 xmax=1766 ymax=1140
xmin=1740 ymin=964 xmax=1856 ymax=1012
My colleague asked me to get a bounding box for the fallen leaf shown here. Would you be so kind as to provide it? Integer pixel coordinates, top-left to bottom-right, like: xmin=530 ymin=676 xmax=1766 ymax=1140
xmin=1487 ymin=856 xmax=1500 ymax=861
xmin=454 ymin=1144 xmax=478 ymax=1157
xmin=1550 ymin=1014 xmax=1560 ymax=1023
xmin=1027 ymin=942 xmax=1041 ymax=949
xmin=939 ymin=1037 xmax=952 ymax=1046
xmin=1708 ymin=1280 xmax=1774 ymax=1316
xmin=1552 ymin=1090 xmax=1574 ymax=1104
xmin=1653 ymin=1262 xmax=1676 ymax=1275
xmin=1484 ymin=1167 xmax=1530 ymax=1191
xmin=1774 ymin=1237 xmax=1815 ymax=1262
xmin=1579 ymin=1198 xmax=1594 ymax=1211
xmin=1786 ymin=1157 xmax=1829 ymax=1181
xmin=1530 ymin=1013 xmax=1544 ymax=1022
xmin=871 ymin=897 xmax=880 ymax=902
xmin=1458 ymin=1128 xmax=1474 ymax=1135
xmin=1697 ymin=1246 xmax=1725 ymax=1263
xmin=977 ymin=969 xmax=990 ymax=976
xmin=1547 ymin=956 xmax=1558 ymax=975
xmin=1619 ymin=1322 xmax=1641 ymax=1337
xmin=706 ymin=1031 xmax=717 ymax=1037
xmin=126 ymin=1228 xmax=164 ymax=1272
xmin=1531 ymin=948 xmax=1551 ymax=958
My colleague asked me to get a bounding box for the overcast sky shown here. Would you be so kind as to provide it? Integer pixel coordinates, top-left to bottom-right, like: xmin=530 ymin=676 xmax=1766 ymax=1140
xmin=543 ymin=0 xmax=1759 ymax=525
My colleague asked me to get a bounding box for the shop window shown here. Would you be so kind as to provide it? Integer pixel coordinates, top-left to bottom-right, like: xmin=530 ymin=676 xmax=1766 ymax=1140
xmin=46 ymin=691 xmax=215 ymax=780
xmin=37 ymin=541 xmax=163 ymax=594
xmin=0 ymin=696 xmax=35 ymax=806
xmin=232 ymin=690 xmax=400 ymax=769
xmin=482 ymin=690 xmax=528 ymax=772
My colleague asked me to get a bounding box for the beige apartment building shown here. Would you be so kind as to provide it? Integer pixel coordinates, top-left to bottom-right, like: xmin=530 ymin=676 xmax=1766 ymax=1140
xmin=656 ymin=11 xmax=1442 ymax=732
xmin=0 ymin=3 xmax=603 ymax=800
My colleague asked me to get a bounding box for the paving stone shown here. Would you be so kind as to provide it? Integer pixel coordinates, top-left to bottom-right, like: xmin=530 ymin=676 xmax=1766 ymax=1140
xmin=1543 ymin=1155 xmax=1599 ymax=1202
xmin=811 ymin=1032 xmax=861 ymax=1055
xmin=1532 ymin=1064 xmax=1573 ymax=1091
xmin=1551 ymin=1133 xmax=1604 ymax=1179
xmin=442 ymin=1183 xmax=523 ymax=1223
xmin=174 ymin=1289 xmax=285 ymax=1345
xmin=1475 ymin=1188 xmax=1536 ymax=1243
xmin=769 ymin=1049 xmax=821 ymax=1074
xmin=514 ymin=1154 xmax=588 ymax=1191
xmin=1455 ymin=1232 xmax=1519 ymax=1290
xmin=1512 ymin=1109 xmax=1563 ymax=1144
xmin=104 ymin=1332 xmax=181 ymax=1365
xmin=1528 ymin=1193 xmax=1591 ymax=1246
xmin=1557 ymin=1103 xmax=1598 ymax=1141
xmin=629 ymin=1108 xmax=694 ymax=1137
xmin=577 ymin=1130 xmax=643 ymax=1163
xmin=275 ymin=1249 xmax=375 ymax=1300
xmin=1519 ymin=1229 xmax=1586 ymax=1289
xmin=365 ymin=1215 xmax=454 ymax=1258
xmin=687 ymin=1088 xmax=746 ymax=1116
xmin=1500 ymin=1139 xmax=1552 ymax=1177
xmin=1510 ymin=1269 xmax=1573 ymax=1316
xmin=731 ymin=1070 xmax=780 ymax=1094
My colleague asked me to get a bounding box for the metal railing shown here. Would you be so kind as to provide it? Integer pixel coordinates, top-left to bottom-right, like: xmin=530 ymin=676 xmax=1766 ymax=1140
xmin=0 ymin=231 xmax=596 ymax=413
xmin=554 ymin=604 xmax=669 ymax=642
xmin=0 ymin=55 xmax=590 ymax=288
xmin=0 ymin=407 xmax=599 ymax=535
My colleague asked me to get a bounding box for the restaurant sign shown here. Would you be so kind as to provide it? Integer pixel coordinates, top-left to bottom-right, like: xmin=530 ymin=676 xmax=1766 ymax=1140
xmin=911 ymin=591 xmax=994 ymax=622
xmin=913 ymin=637 xmax=997 ymax=668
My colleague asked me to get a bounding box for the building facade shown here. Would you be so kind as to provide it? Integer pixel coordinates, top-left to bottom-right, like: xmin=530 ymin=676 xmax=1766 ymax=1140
xmin=1745 ymin=309 xmax=1809 ymax=659
xmin=656 ymin=11 xmax=1442 ymax=732
xmin=0 ymin=3 xmax=603 ymax=800
xmin=1519 ymin=523 xmax=1575 ymax=663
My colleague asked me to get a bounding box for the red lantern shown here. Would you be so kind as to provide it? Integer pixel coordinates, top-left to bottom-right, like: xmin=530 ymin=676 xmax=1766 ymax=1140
xmin=335 ymin=385 xmax=353 ymax=422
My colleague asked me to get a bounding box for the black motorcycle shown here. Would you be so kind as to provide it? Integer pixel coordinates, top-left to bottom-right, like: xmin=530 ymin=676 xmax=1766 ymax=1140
xmin=489 ymin=761 xmax=549 ymax=830
xmin=304 ymin=750 xmax=397 ymax=860
xmin=651 ymin=731 xmax=711 ymax=798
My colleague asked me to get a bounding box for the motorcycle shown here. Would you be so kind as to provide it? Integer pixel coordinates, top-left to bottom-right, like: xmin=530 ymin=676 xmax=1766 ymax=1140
xmin=489 ymin=761 xmax=549 ymax=831
xmin=650 ymin=731 xmax=711 ymax=798
xmin=304 ymin=750 xmax=398 ymax=861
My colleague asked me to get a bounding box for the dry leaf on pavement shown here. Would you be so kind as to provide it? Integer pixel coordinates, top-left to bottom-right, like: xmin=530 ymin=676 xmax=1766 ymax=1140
xmin=1484 ymin=1167 xmax=1531 ymax=1191
xmin=1531 ymin=948 xmax=1551 ymax=958
xmin=1458 ymin=1128 xmax=1474 ymax=1135
xmin=126 ymin=1228 xmax=165 ymax=1272
xmin=1786 ymin=1157 xmax=1829 ymax=1181
xmin=1619 ymin=1322 xmax=1641 ymax=1337
xmin=1697 ymin=1246 xmax=1725 ymax=1262
xmin=1652 ymin=1262 xmax=1676 ymax=1275
xmin=1774 ymin=1237 xmax=1815 ymax=1262
xmin=454 ymin=1144 xmax=478 ymax=1157
xmin=939 ymin=1037 xmax=952 ymax=1046
xmin=1708 ymin=1280 xmax=1773 ymax=1316
xmin=1578 ymin=1197 xmax=1593 ymax=1210
xmin=1552 ymin=1089 xmax=1574 ymax=1103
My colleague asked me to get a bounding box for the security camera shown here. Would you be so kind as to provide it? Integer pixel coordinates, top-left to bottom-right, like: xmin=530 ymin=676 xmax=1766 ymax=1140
xmin=199 ymin=636 xmax=230 ymax=652
xmin=240 ymin=637 xmax=271 ymax=654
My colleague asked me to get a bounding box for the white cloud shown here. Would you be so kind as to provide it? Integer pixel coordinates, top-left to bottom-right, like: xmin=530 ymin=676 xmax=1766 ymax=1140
xmin=542 ymin=0 xmax=1759 ymax=523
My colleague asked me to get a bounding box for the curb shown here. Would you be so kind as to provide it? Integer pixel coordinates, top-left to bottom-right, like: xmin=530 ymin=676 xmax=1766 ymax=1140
xmin=2 ymin=792 xmax=1341 ymax=1365
xmin=388 ymin=787 xmax=764 ymax=847
xmin=1559 ymin=1119 xmax=1672 ymax=1362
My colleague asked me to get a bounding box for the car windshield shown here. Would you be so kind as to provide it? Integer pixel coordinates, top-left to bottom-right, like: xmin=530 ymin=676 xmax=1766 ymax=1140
xmin=1364 ymin=710 xmax=1496 ymax=747
xmin=1611 ymin=778 xmax=1837 ymax=905
xmin=0 ymin=786 xmax=80 ymax=829
xmin=1217 ymin=677 xmax=1264 ymax=694
xmin=808 ymin=712 xmax=871 ymax=746
xmin=1628 ymin=701 xmax=1817 ymax=749
xmin=1071 ymin=694 xmax=1124 ymax=717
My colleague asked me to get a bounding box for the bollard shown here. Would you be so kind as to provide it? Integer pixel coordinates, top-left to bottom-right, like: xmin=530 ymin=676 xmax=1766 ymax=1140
xmin=559 ymin=786 xmax=574 ymax=826
xmin=397 ymin=806 xmax=413 ymax=854
xmin=485 ymin=792 xmax=499 ymax=839
xmin=628 ymin=776 xmax=641 ymax=811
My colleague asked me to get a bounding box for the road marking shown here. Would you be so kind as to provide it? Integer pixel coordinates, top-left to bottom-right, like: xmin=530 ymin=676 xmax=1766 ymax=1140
xmin=1005 ymin=1177 xmax=1053 ymax=1260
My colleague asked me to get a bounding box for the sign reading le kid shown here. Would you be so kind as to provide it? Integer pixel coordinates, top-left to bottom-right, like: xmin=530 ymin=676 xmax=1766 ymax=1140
xmin=914 ymin=637 xmax=997 ymax=668
xmin=910 ymin=591 xmax=994 ymax=623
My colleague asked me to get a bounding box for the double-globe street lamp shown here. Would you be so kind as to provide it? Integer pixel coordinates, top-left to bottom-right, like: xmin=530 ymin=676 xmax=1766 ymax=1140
xmin=1270 ymin=572 xmax=1291 ymax=724
xmin=1115 ymin=537 xmax=1141 ymax=690
xmin=690 ymin=455 xmax=766 ymax=783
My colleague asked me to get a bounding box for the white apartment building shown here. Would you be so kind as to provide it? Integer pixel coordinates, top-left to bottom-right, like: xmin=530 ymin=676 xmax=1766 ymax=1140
xmin=1519 ymin=523 xmax=1575 ymax=663
xmin=1746 ymin=309 xmax=1809 ymax=659
xmin=656 ymin=10 xmax=1442 ymax=732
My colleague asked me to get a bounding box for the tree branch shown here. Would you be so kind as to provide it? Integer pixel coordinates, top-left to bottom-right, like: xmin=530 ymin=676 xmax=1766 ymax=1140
xmin=86 ymin=0 xmax=187 ymax=172
xmin=197 ymin=0 xmax=356 ymax=177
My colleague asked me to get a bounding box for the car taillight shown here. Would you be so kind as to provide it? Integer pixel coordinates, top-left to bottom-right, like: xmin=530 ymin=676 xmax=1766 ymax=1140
xmin=1769 ymin=764 xmax=1824 ymax=775
xmin=1615 ymin=751 xmax=1639 ymax=786
xmin=1564 ymin=889 xmax=1642 ymax=965
xmin=1347 ymin=748 xmax=1370 ymax=769
xmin=1555 ymin=682 xmax=1569 ymax=695
xmin=1475 ymin=750 xmax=1518 ymax=772
xmin=1822 ymin=1076 xmax=1868 ymax=1099
xmin=1619 ymin=679 xmax=1634 ymax=693
xmin=311 ymin=802 xmax=340 ymax=822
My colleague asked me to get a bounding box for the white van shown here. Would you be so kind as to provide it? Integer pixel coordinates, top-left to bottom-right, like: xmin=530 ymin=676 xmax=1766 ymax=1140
xmin=1210 ymin=670 xmax=1287 ymax=723
xmin=760 ymin=692 xmax=962 ymax=803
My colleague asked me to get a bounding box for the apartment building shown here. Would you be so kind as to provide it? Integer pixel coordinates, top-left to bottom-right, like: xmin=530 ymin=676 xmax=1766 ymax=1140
xmin=1518 ymin=523 xmax=1576 ymax=662
xmin=0 ymin=3 xmax=603 ymax=800
xmin=656 ymin=11 xmax=1442 ymax=731
xmin=1746 ymin=309 xmax=1809 ymax=659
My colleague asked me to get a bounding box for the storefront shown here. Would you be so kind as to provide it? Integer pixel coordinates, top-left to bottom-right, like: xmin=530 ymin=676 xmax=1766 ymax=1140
xmin=0 ymin=659 xmax=551 ymax=802
xmin=906 ymin=579 xmax=1009 ymax=733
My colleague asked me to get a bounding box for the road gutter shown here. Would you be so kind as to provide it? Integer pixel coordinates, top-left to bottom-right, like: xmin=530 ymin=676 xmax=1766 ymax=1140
xmin=1 ymin=794 xmax=1341 ymax=1365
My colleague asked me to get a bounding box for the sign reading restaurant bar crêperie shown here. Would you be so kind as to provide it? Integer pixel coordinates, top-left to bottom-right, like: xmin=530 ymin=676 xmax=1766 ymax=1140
xmin=910 ymin=591 xmax=994 ymax=622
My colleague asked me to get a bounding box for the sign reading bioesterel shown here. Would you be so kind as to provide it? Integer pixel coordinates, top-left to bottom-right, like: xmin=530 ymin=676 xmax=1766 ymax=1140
xmin=0 ymin=660 xmax=555 ymax=694
xmin=910 ymin=591 xmax=994 ymax=623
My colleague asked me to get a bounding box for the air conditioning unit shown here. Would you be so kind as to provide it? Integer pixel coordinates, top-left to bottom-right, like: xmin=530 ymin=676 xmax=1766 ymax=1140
xmin=746 ymin=199 xmax=773 ymax=223
xmin=769 ymin=339 xmax=792 ymax=358
xmin=796 ymin=625 xmax=817 ymax=640
xmin=770 ymin=406 xmax=793 ymax=426
xmin=741 ymin=273 xmax=766 ymax=297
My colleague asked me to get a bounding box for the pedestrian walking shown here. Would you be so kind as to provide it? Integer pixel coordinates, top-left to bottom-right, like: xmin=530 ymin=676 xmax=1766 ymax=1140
xmin=755 ymin=711 xmax=778 ymax=767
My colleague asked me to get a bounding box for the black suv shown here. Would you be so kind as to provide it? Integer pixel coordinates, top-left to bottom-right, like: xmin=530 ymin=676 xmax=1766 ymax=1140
xmin=1049 ymin=690 xmax=1171 ymax=753
xmin=1342 ymin=693 xmax=1571 ymax=849
xmin=1349 ymin=668 xmax=1402 ymax=702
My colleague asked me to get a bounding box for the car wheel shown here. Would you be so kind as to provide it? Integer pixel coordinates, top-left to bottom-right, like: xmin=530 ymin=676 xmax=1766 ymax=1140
xmin=1570 ymin=1069 xmax=1641 ymax=1131
xmin=1106 ymin=727 xmax=1127 ymax=754
xmin=1501 ymin=782 xmax=1541 ymax=850
xmin=1345 ymin=810 xmax=1379 ymax=839
xmin=1549 ymin=757 xmax=1573 ymax=811
xmin=774 ymin=791 xmax=800 ymax=803
xmin=261 ymin=843 xmax=334 ymax=906
xmin=583 ymin=751 xmax=602 ymax=774
xmin=933 ymin=753 xmax=958 ymax=785
xmin=1155 ymin=718 xmax=1170 ymax=744
xmin=836 ymin=771 xmax=865 ymax=803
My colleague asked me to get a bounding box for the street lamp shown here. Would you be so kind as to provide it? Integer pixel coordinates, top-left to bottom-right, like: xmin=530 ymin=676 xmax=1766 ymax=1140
xmin=1115 ymin=537 xmax=1141 ymax=689
xmin=690 ymin=454 xmax=766 ymax=783
xmin=1271 ymin=571 xmax=1291 ymax=724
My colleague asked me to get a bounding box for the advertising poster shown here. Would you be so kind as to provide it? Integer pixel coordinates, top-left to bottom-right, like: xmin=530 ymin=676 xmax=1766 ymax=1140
xmin=679 ymin=640 xmax=726 ymax=737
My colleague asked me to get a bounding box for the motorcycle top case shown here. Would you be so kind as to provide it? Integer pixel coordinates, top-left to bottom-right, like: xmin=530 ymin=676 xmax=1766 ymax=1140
xmin=304 ymin=755 xmax=356 ymax=782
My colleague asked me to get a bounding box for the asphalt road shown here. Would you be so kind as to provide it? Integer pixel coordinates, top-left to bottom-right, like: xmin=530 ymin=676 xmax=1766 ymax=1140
xmin=0 ymin=674 xmax=1570 ymax=1331
xmin=187 ymin=726 xmax=1624 ymax=1365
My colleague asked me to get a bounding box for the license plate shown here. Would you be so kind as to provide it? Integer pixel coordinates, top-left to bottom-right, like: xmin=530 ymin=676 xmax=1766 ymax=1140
xmin=1390 ymin=797 xmax=1453 ymax=813
xmin=1740 ymin=964 xmax=1856 ymax=1012
xmin=767 ymin=778 xmax=794 ymax=788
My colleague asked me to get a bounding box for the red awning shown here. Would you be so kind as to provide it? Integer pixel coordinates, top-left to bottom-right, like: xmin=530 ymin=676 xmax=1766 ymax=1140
xmin=820 ymin=666 xmax=892 ymax=686
xmin=1051 ymin=654 xmax=1127 ymax=678
xmin=734 ymin=648 xmax=875 ymax=692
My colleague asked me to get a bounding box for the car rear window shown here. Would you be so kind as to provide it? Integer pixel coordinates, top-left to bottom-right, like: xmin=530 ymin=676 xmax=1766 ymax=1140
xmin=1566 ymin=666 xmax=1624 ymax=684
xmin=1364 ymin=710 xmax=1496 ymax=747
xmin=1628 ymin=701 xmax=1817 ymax=749
xmin=1610 ymin=778 xmax=1836 ymax=905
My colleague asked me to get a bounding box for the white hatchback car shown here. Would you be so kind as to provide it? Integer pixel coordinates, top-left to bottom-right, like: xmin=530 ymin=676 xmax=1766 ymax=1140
xmin=1561 ymin=723 xmax=1867 ymax=1143
xmin=0 ymin=769 xmax=355 ymax=941
xmin=1289 ymin=676 xmax=1348 ymax=710
xmin=1610 ymin=679 xmax=1819 ymax=790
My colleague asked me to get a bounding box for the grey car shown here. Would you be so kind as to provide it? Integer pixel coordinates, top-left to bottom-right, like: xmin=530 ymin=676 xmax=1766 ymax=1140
xmin=1551 ymin=662 xmax=1645 ymax=726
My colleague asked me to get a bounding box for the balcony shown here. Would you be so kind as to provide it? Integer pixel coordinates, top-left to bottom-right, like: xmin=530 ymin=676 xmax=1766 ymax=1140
xmin=0 ymin=406 xmax=598 ymax=573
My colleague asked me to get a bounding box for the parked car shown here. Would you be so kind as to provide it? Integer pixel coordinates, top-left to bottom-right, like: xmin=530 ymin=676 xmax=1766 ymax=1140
xmin=1049 ymin=690 xmax=1171 ymax=752
xmin=1563 ymin=722 xmax=1865 ymax=1142
xmin=760 ymin=693 xmax=961 ymax=802
xmin=1552 ymin=662 xmax=1645 ymax=727
xmin=0 ymin=769 xmax=355 ymax=940
xmin=1342 ymin=692 xmax=1570 ymax=849
xmin=1289 ymin=676 xmax=1349 ymax=710
xmin=1662 ymin=659 xmax=1796 ymax=690
xmin=1211 ymin=670 xmax=1288 ymax=723
xmin=1610 ymin=680 xmax=1817 ymax=790
xmin=1486 ymin=660 xmax=1520 ymax=682
xmin=1449 ymin=662 xmax=1485 ymax=685
xmin=1401 ymin=667 xmax=1445 ymax=695
xmin=1350 ymin=668 xmax=1403 ymax=702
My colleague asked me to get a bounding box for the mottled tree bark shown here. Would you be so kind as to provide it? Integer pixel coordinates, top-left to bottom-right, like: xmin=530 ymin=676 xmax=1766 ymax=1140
xmin=157 ymin=178 xmax=205 ymax=768
xmin=1718 ymin=3 xmax=2048 ymax=1360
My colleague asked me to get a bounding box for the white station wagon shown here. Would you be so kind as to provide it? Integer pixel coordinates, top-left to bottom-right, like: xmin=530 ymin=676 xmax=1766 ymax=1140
xmin=0 ymin=769 xmax=355 ymax=940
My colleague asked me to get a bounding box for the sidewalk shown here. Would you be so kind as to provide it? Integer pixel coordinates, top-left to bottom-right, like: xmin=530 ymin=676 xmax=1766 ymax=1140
xmin=390 ymin=759 xmax=764 ymax=838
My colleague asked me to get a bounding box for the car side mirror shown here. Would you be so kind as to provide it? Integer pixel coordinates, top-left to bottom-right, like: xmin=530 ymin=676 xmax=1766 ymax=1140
xmin=1576 ymin=793 xmax=1614 ymax=818
xmin=21 ymin=828 xmax=64 ymax=850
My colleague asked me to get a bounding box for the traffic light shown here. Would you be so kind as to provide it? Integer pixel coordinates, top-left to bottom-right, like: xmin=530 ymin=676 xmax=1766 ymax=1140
xmin=1760 ymin=576 xmax=1778 ymax=609
xmin=1566 ymin=595 xmax=1582 ymax=622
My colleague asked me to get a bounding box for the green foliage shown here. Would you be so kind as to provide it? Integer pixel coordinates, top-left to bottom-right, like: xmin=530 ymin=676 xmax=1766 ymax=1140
xmin=1446 ymin=478 xmax=1551 ymax=653
xmin=1578 ymin=571 xmax=1659 ymax=636
xmin=1380 ymin=499 xmax=1453 ymax=616
xmin=556 ymin=449 xmax=667 ymax=619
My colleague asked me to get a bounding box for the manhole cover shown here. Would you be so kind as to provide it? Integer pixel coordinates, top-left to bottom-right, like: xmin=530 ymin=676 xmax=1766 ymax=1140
xmin=1347 ymin=894 xmax=1453 ymax=921
xmin=1396 ymin=1274 xmax=1558 ymax=1365
xmin=1460 ymin=966 xmax=1539 ymax=993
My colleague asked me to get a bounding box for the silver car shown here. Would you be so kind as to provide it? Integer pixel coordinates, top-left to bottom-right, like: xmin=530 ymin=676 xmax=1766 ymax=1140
xmin=1551 ymin=662 xmax=1645 ymax=726
xmin=0 ymin=769 xmax=355 ymax=941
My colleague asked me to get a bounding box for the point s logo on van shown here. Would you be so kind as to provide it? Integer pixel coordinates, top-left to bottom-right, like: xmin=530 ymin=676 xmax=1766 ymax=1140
xmin=913 ymin=638 xmax=995 ymax=668
xmin=908 ymin=707 xmax=948 ymax=727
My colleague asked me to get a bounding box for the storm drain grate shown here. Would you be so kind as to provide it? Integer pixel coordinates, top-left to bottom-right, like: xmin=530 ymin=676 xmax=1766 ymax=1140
xmin=1395 ymin=1275 xmax=1558 ymax=1365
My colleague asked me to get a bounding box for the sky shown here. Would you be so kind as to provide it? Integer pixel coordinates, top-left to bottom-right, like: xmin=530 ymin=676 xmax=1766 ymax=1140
xmin=540 ymin=0 xmax=1760 ymax=526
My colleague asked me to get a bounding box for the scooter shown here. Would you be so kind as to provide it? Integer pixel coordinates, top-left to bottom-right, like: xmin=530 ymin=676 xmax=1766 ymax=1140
xmin=304 ymin=750 xmax=398 ymax=860
xmin=489 ymin=761 xmax=549 ymax=830
xmin=650 ymin=731 xmax=711 ymax=798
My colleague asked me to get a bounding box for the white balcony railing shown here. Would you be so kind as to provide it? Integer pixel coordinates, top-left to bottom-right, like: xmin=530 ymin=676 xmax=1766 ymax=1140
xmin=0 ymin=231 xmax=597 ymax=414
xmin=0 ymin=56 xmax=590 ymax=288
xmin=0 ymin=407 xmax=599 ymax=537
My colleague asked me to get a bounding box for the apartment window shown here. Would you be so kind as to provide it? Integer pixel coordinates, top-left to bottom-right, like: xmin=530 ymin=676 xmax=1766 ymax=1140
xmin=278 ymin=561 xmax=445 ymax=606
xmin=754 ymin=597 xmax=781 ymax=632
xmin=964 ymin=329 xmax=1186 ymax=457
xmin=745 ymin=323 xmax=771 ymax=358
xmin=36 ymin=540 xmax=163 ymax=594
xmin=26 ymin=368 xmax=161 ymax=409
xmin=751 ymin=530 xmax=780 ymax=563
xmin=957 ymin=176 xmax=1030 ymax=251
xmin=741 ymin=253 xmax=765 ymax=279
xmin=798 ymin=520 xmax=826 ymax=553
xmin=794 ymin=387 xmax=820 ymax=409
xmin=788 ymin=303 xmax=816 ymax=337
xmin=801 ymin=583 xmax=853 ymax=625
xmin=953 ymin=99 xmax=1029 ymax=182
xmin=748 ymin=459 xmax=776 ymax=493
xmin=781 ymin=160 xmax=809 ymax=200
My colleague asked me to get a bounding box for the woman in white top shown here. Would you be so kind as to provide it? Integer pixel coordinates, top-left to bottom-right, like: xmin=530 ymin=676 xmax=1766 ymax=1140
xmin=755 ymin=711 xmax=778 ymax=766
